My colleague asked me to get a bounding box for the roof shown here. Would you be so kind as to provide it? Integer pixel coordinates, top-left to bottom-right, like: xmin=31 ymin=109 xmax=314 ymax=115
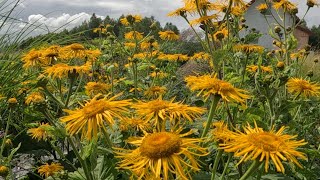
xmin=296 ymin=25 xmax=313 ymax=36
xmin=246 ymin=0 xmax=313 ymax=36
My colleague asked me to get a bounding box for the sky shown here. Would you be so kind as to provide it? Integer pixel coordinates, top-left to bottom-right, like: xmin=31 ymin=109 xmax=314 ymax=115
xmin=3 ymin=0 xmax=320 ymax=37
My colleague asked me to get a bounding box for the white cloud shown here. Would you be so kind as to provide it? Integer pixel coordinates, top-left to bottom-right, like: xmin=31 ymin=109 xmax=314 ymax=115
xmin=27 ymin=12 xmax=104 ymax=32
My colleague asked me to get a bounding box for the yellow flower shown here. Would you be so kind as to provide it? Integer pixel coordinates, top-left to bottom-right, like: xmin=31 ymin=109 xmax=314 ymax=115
xmin=85 ymin=82 xmax=111 ymax=96
xmin=185 ymin=74 xmax=250 ymax=103
xmin=120 ymin=116 xmax=151 ymax=132
xmin=287 ymin=78 xmax=320 ymax=98
xmin=144 ymin=86 xmax=167 ymax=98
xmin=61 ymin=94 xmax=131 ymax=140
xmin=22 ymin=49 xmax=47 ymax=69
xmin=257 ymin=3 xmax=268 ymax=14
xmin=246 ymin=65 xmax=273 ymax=73
xmin=27 ymin=123 xmax=52 ymax=141
xmin=114 ymin=129 xmax=208 ymax=179
xmin=44 ymin=62 xmax=91 ymax=79
xmin=167 ymin=7 xmax=187 ymax=17
xmin=191 ymin=52 xmax=211 ymax=61
xmin=273 ymin=0 xmax=297 ymax=13
xmin=189 ymin=14 xmax=219 ymax=26
xmin=233 ymin=44 xmax=264 ymax=54
xmin=85 ymin=49 xmax=101 ymax=61
xmin=38 ymin=162 xmax=63 ymax=178
xmin=213 ymin=28 xmax=228 ymax=41
xmin=150 ymin=71 xmax=168 ymax=79
xmin=8 ymin=98 xmax=17 ymax=105
xmin=307 ymin=0 xmax=319 ymax=7
xmin=25 ymin=92 xmax=45 ymax=105
xmin=158 ymin=31 xmax=179 ymax=40
xmin=125 ymin=31 xmax=144 ymax=40
xmin=0 ymin=165 xmax=9 ymax=177
xmin=132 ymin=97 xmax=205 ymax=130
xmin=220 ymin=122 xmax=307 ymax=173
xmin=140 ymin=41 xmax=159 ymax=50
xmin=124 ymin=42 xmax=136 ymax=49
xmin=211 ymin=121 xmax=238 ymax=143
xmin=120 ymin=15 xmax=142 ymax=26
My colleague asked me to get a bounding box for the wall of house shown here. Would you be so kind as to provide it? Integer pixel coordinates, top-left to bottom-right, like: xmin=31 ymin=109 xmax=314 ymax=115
xmin=243 ymin=0 xmax=294 ymax=49
xmin=294 ymin=29 xmax=309 ymax=49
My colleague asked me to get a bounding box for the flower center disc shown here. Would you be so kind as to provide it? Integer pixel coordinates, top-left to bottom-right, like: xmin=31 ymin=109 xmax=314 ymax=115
xmin=140 ymin=132 xmax=182 ymax=159
xmin=249 ymin=132 xmax=283 ymax=152
xmin=82 ymin=100 xmax=106 ymax=119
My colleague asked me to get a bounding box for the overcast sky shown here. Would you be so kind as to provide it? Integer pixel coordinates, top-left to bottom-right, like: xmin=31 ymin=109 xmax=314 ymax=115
xmin=4 ymin=0 xmax=320 ymax=36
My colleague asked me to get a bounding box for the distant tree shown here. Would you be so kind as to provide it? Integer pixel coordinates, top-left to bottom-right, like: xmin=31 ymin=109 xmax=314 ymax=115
xmin=164 ymin=22 xmax=179 ymax=34
xmin=309 ymin=25 xmax=320 ymax=50
xmin=87 ymin=13 xmax=103 ymax=38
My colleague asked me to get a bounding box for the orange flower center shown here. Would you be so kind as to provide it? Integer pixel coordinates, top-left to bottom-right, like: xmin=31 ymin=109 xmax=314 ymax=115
xmin=140 ymin=132 xmax=182 ymax=159
xmin=248 ymin=132 xmax=283 ymax=152
xmin=82 ymin=100 xmax=107 ymax=119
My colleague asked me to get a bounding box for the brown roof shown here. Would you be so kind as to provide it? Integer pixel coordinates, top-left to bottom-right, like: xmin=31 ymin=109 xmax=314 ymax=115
xmin=296 ymin=25 xmax=313 ymax=36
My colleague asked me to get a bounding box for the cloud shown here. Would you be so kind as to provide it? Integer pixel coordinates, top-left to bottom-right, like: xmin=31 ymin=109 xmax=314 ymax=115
xmin=27 ymin=12 xmax=104 ymax=32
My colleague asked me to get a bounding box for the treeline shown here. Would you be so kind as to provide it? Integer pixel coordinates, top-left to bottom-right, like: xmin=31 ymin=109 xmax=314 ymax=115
xmin=19 ymin=13 xmax=180 ymax=49
xmin=310 ymin=25 xmax=320 ymax=50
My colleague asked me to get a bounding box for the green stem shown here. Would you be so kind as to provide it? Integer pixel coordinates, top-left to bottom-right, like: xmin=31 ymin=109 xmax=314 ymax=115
xmin=65 ymin=76 xmax=75 ymax=108
xmin=220 ymin=153 xmax=232 ymax=180
xmin=239 ymin=160 xmax=261 ymax=180
xmin=49 ymin=141 xmax=78 ymax=171
xmin=101 ymin=128 xmax=113 ymax=148
xmin=201 ymin=95 xmax=220 ymax=138
xmin=67 ymin=137 xmax=93 ymax=180
xmin=0 ymin=109 xmax=12 ymax=160
xmin=211 ymin=149 xmax=223 ymax=180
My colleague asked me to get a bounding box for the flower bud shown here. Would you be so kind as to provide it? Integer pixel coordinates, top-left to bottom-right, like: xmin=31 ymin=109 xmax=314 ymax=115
xmin=0 ymin=166 xmax=9 ymax=178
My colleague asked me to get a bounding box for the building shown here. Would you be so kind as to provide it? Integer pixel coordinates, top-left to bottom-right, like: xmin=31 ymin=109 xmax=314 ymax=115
xmin=243 ymin=0 xmax=312 ymax=49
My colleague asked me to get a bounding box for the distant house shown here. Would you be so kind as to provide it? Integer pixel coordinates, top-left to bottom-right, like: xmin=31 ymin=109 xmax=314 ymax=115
xmin=244 ymin=0 xmax=312 ymax=49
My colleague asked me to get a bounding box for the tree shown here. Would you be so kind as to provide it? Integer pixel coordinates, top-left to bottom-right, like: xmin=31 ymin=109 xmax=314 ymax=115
xmin=164 ymin=22 xmax=179 ymax=34
xmin=309 ymin=25 xmax=320 ymax=50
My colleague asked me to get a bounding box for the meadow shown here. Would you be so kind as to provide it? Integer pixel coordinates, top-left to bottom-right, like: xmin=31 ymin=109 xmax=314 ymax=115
xmin=0 ymin=0 xmax=320 ymax=180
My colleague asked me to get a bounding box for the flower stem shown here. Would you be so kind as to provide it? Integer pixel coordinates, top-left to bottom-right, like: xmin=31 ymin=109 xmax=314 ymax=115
xmin=0 ymin=109 xmax=12 ymax=160
xmin=211 ymin=149 xmax=223 ymax=180
xmin=67 ymin=136 xmax=93 ymax=180
xmin=220 ymin=153 xmax=232 ymax=180
xmin=239 ymin=160 xmax=261 ymax=180
xmin=201 ymin=95 xmax=220 ymax=138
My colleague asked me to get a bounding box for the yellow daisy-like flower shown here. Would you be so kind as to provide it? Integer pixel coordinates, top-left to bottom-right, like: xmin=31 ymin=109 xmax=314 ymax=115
xmin=191 ymin=52 xmax=211 ymax=61
xmin=44 ymin=62 xmax=91 ymax=79
xmin=85 ymin=82 xmax=111 ymax=96
xmin=189 ymin=14 xmax=219 ymax=26
xmin=158 ymin=31 xmax=179 ymax=41
xmin=233 ymin=44 xmax=264 ymax=54
xmin=220 ymin=122 xmax=307 ymax=173
xmin=27 ymin=123 xmax=52 ymax=141
xmin=22 ymin=49 xmax=47 ymax=69
xmin=287 ymin=78 xmax=320 ymax=98
xmin=144 ymin=86 xmax=167 ymax=98
xmin=273 ymin=0 xmax=297 ymax=13
xmin=213 ymin=28 xmax=228 ymax=41
xmin=120 ymin=116 xmax=151 ymax=132
xmin=150 ymin=71 xmax=168 ymax=79
xmin=257 ymin=3 xmax=269 ymax=14
xmin=124 ymin=42 xmax=136 ymax=49
xmin=114 ymin=129 xmax=208 ymax=179
xmin=211 ymin=121 xmax=238 ymax=143
xmin=38 ymin=162 xmax=63 ymax=178
xmin=167 ymin=7 xmax=187 ymax=17
xmin=120 ymin=15 xmax=142 ymax=26
xmin=60 ymin=94 xmax=131 ymax=140
xmin=0 ymin=165 xmax=9 ymax=177
xmin=246 ymin=65 xmax=273 ymax=74
xmin=140 ymin=41 xmax=159 ymax=50
xmin=125 ymin=31 xmax=144 ymax=40
xmin=185 ymin=74 xmax=250 ymax=103
xmin=132 ymin=97 xmax=205 ymax=130
xmin=25 ymin=92 xmax=45 ymax=105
